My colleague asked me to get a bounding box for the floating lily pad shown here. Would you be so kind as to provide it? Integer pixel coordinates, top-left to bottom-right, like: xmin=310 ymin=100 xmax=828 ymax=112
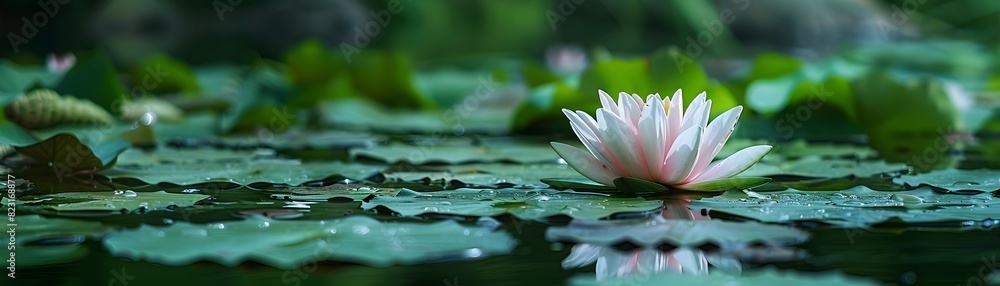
xmin=270 ymin=184 xmax=400 ymax=201
xmin=541 ymin=178 xmax=616 ymax=190
xmin=385 ymin=163 xmax=586 ymax=187
xmin=115 ymin=147 xmax=268 ymax=166
xmin=569 ymin=267 xmax=877 ymax=286
xmin=361 ymin=188 xmax=662 ymax=220
xmin=103 ymin=215 xmax=516 ymax=268
xmin=546 ymin=216 xmax=808 ymax=248
xmin=16 ymin=133 xmax=130 ymax=172
xmin=23 ymin=190 xmax=209 ymax=213
xmin=16 ymin=215 xmax=106 ymax=266
xmin=689 ymin=186 xmax=1000 ymax=227
xmin=352 ymin=142 xmax=559 ymax=164
xmin=893 ymin=168 xmax=1000 ymax=193
xmin=103 ymin=159 xmax=383 ymax=186
xmin=741 ymin=158 xmax=908 ymax=178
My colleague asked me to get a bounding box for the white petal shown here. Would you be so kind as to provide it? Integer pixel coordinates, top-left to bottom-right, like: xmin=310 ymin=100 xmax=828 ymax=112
xmin=597 ymin=109 xmax=652 ymax=180
xmin=638 ymin=97 xmax=668 ymax=180
xmin=551 ymin=142 xmax=619 ymax=185
xmin=681 ymin=93 xmax=710 ymax=132
xmin=598 ymin=90 xmax=619 ymax=115
xmin=563 ymin=109 xmax=627 ymax=175
xmin=691 ymin=145 xmax=772 ymax=182
xmin=666 ymin=89 xmax=684 ymax=149
xmin=620 ymin=92 xmax=643 ymax=127
xmin=685 ymin=106 xmax=742 ymax=181
xmin=662 ymin=126 xmax=702 ymax=184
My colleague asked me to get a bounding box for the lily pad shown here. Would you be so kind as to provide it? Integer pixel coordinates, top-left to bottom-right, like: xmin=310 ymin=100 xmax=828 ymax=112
xmin=689 ymin=186 xmax=1000 ymax=227
xmin=546 ymin=216 xmax=808 ymax=248
xmin=270 ymin=184 xmax=401 ymax=201
xmin=541 ymin=177 xmax=616 ymax=190
xmin=352 ymin=141 xmax=559 ymax=164
xmin=23 ymin=190 xmax=209 ymax=213
xmin=16 ymin=133 xmax=130 ymax=172
xmin=324 ymin=99 xmax=511 ymax=134
xmin=103 ymin=159 xmax=383 ymax=186
xmin=741 ymin=157 xmax=908 ymax=178
xmin=569 ymin=267 xmax=877 ymax=286
xmin=893 ymin=168 xmax=1000 ymax=193
xmin=103 ymin=215 xmax=516 ymax=268
xmin=15 ymin=215 xmax=106 ymax=266
xmin=384 ymin=163 xmax=584 ymax=187
xmin=361 ymin=188 xmax=663 ymax=220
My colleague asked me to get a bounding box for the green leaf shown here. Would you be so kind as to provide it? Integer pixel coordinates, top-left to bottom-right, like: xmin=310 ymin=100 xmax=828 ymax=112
xmin=0 ymin=59 xmax=60 ymax=92
xmin=53 ymin=52 xmax=127 ymax=114
xmin=129 ymin=54 xmax=202 ymax=94
xmin=741 ymin=158 xmax=908 ymax=178
xmin=689 ymin=186 xmax=1000 ymax=227
xmin=613 ymin=177 xmax=668 ymax=193
xmin=14 ymin=215 xmax=105 ymax=266
xmin=15 ymin=134 xmax=130 ymax=172
xmin=852 ymin=72 xmax=959 ymax=171
xmin=351 ymin=140 xmax=559 ymax=164
xmin=361 ymin=188 xmax=662 ymax=220
xmin=348 ymin=50 xmax=434 ymax=109
xmin=283 ymin=39 xmax=346 ymax=86
xmin=893 ymin=168 xmax=1000 ymax=193
xmin=104 ymin=158 xmax=383 ymax=186
xmin=23 ymin=190 xmax=209 ymax=212
xmin=0 ymin=122 xmax=39 ymax=146
xmin=680 ymin=177 xmax=772 ymax=192
xmin=541 ymin=177 xmax=616 ymax=190
xmin=103 ymin=215 xmax=516 ymax=268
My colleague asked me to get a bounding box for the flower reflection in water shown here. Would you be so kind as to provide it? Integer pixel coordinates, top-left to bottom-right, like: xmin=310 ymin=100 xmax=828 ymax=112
xmin=550 ymin=199 xmax=807 ymax=281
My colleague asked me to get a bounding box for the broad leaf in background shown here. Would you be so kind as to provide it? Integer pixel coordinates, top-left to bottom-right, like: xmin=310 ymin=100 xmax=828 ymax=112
xmin=128 ymin=54 xmax=202 ymax=95
xmin=348 ymin=50 xmax=435 ymax=109
xmin=53 ymin=52 xmax=127 ymax=114
xmin=852 ymin=72 xmax=959 ymax=172
xmin=0 ymin=60 xmax=61 ymax=93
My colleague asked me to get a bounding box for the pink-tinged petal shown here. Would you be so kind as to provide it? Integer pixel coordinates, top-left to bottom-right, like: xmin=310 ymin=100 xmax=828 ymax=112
xmin=681 ymin=93 xmax=710 ymax=132
xmin=665 ymin=89 xmax=684 ymax=149
xmin=599 ymin=90 xmax=619 ymax=114
xmin=661 ymin=126 xmax=702 ymax=184
xmin=597 ymin=109 xmax=653 ymax=180
xmin=685 ymin=106 xmax=742 ymax=181
xmin=630 ymin=93 xmax=644 ymax=110
xmin=620 ymin=92 xmax=643 ymax=127
xmin=638 ymin=97 xmax=668 ymax=180
xmin=563 ymin=109 xmax=628 ymax=175
xmin=551 ymin=142 xmax=618 ymax=185
xmin=690 ymin=145 xmax=772 ymax=182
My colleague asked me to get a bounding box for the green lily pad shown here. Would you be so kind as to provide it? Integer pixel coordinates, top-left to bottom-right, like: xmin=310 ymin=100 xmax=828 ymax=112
xmin=741 ymin=158 xmax=908 ymax=178
xmin=546 ymin=216 xmax=808 ymax=248
xmin=115 ymin=147 xmax=267 ymax=166
xmin=689 ymin=186 xmax=1000 ymax=227
xmin=103 ymin=215 xmax=516 ymax=268
xmin=23 ymin=190 xmax=209 ymax=213
xmin=569 ymin=267 xmax=877 ymax=286
xmin=361 ymin=188 xmax=662 ymax=220
xmin=893 ymin=168 xmax=1000 ymax=193
xmin=385 ymin=163 xmax=589 ymax=187
xmin=352 ymin=141 xmax=559 ymax=164
xmin=541 ymin=178 xmax=616 ymax=190
xmin=270 ymin=184 xmax=401 ymax=201
xmin=613 ymin=177 xmax=668 ymax=193
xmin=15 ymin=133 xmax=130 ymax=172
xmin=681 ymin=177 xmax=773 ymax=192
xmin=773 ymin=140 xmax=876 ymax=159
xmin=15 ymin=215 xmax=106 ymax=266
xmin=103 ymin=159 xmax=383 ymax=186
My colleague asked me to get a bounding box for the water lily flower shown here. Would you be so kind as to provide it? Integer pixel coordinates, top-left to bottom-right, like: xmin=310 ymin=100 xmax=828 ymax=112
xmin=46 ymin=53 xmax=75 ymax=74
xmin=551 ymin=89 xmax=772 ymax=191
